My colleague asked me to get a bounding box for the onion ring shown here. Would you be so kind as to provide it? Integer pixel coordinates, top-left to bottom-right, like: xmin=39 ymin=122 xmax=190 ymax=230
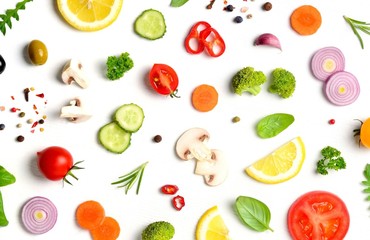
xmin=324 ymin=71 xmax=360 ymax=106
xmin=21 ymin=196 xmax=58 ymax=234
xmin=311 ymin=47 xmax=345 ymax=81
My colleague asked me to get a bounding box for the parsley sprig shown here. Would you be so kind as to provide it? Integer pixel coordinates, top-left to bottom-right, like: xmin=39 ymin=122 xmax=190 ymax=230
xmin=343 ymin=15 xmax=370 ymax=49
xmin=0 ymin=0 xmax=33 ymax=36
xmin=111 ymin=161 xmax=148 ymax=194
xmin=362 ymin=164 xmax=370 ymax=201
xmin=316 ymin=146 xmax=346 ymax=175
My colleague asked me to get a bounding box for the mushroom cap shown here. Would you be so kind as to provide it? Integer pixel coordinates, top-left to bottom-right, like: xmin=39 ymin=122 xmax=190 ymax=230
xmin=194 ymin=149 xmax=228 ymax=186
xmin=175 ymin=127 xmax=210 ymax=160
xmin=61 ymin=59 xmax=89 ymax=88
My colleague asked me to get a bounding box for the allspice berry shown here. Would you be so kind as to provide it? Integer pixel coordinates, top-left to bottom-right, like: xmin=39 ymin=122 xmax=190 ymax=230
xmin=263 ymin=2 xmax=272 ymax=11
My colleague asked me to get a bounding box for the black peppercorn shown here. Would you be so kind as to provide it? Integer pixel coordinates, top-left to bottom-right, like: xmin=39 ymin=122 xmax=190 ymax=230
xmin=153 ymin=135 xmax=162 ymax=143
xmin=225 ymin=4 xmax=234 ymax=12
xmin=16 ymin=135 xmax=25 ymax=142
xmin=234 ymin=16 xmax=243 ymax=23
xmin=0 ymin=123 xmax=5 ymax=130
xmin=263 ymin=2 xmax=272 ymax=11
xmin=38 ymin=119 xmax=45 ymax=124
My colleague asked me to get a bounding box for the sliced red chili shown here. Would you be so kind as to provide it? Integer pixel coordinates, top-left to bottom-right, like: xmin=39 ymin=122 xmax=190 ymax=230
xmin=161 ymin=184 xmax=179 ymax=195
xmin=199 ymin=27 xmax=226 ymax=57
xmin=184 ymin=21 xmax=212 ymax=54
xmin=172 ymin=195 xmax=185 ymax=211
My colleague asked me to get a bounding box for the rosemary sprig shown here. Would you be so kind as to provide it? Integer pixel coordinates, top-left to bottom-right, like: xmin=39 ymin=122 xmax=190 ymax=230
xmin=111 ymin=161 xmax=148 ymax=194
xmin=0 ymin=0 xmax=33 ymax=36
xmin=343 ymin=15 xmax=370 ymax=49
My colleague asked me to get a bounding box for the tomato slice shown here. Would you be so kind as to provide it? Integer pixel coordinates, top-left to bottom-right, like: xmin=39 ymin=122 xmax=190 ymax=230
xmin=149 ymin=63 xmax=179 ymax=97
xmin=288 ymin=191 xmax=350 ymax=240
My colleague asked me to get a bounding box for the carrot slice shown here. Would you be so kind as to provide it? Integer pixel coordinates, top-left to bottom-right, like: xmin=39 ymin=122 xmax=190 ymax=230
xmin=191 ymin=84 xmax=218 ymax=112
xmin=76 ymin=200 xmax=106 ymax=230
xmin=90 ymin=216 xmax=121 ymax=240
xmin=290 ymin=5 xmax=322 ymax=35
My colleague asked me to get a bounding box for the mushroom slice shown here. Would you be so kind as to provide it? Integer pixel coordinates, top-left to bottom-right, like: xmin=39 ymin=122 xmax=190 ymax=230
xmin=60 ymin=98 xmax=91 ymax=123
xmin=61 ymin=59 xmax=89 ymax=88
xmin=175 ymin=128 xmax=212 ymax=161
xmin=194 ymin=149 xmax=228 ymax=186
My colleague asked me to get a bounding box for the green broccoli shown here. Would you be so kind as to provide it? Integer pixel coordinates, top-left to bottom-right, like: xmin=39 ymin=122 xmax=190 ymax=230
xmin=106 ymin=52 xmax=134 ymax=80
xmin=316 ymin=146 xmax=346 ymax=175
xmin=232 ymin=66 xmax=267 ymax=96
xmin=141 ymin=221 xmax=175 ymax=240
xmin=268 ymin=68 xmax=296 ymax=98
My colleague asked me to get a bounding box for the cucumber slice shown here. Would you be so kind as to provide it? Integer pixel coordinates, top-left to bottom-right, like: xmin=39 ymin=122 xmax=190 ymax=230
xmin=134 ymin=9 xmax=166 ymax=40
xmin=114 ymin=103 xmax=144 ymax=133
xmin=98 ymin=122 xmax=131 ymax=154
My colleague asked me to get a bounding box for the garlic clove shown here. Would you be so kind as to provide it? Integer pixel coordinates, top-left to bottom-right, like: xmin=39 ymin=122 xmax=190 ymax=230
xmin=254 ymin=33 xmax=282 ymax=51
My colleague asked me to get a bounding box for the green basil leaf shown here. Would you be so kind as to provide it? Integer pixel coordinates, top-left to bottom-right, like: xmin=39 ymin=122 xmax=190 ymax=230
xmin=170 ymin=0 xmax=189 ymax=7
xmin=0 ymin=191 xmax=9 ymax=226
xmin=256 ymin=113 xmax=294 ymax=138
xmin=235 ymin=196 xmax=273 ymax=232
xmin=0 ymin=166 xmax=16 ymax=187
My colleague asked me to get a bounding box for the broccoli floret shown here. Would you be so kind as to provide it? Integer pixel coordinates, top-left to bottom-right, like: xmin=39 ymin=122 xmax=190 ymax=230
xmin=316 ymin=146 xmax=346 ymax=175
xmin=232 ymin=66 xmax=267 ymax=96
xmin=141 ymin=221 xmax=175 ymax=240
xmin=268 ymin=68 xmax=296 ymax=98
xmin=106 ymin=52 xmax=134 ymax=80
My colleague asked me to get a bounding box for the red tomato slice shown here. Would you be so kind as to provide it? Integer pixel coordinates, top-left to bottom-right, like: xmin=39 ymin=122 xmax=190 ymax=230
xmin=149 ymin=64 xmax=179 ymax=97
xmin=288 ymin=191 xmax=350 ymax=240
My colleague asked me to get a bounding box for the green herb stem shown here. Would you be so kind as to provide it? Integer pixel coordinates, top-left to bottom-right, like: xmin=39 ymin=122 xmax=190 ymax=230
xmin=0 ymin=0 xmax=33 ymax=36
xmin=343 ymin=15 xmax=370 ymax=49
xmin=112 ymin=161 xmax=148 ymax=194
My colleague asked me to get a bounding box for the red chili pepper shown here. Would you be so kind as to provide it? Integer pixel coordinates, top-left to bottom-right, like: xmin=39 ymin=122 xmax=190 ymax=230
xmin=172 ymin=195 xmax=185 ymax=211
xmin=184 ymin=21 xmax=212 ymax=54
xmin=199 ymin=27 xmax=226 ymax=57
xmin=161 ymin=184 xmax=179 ymax=195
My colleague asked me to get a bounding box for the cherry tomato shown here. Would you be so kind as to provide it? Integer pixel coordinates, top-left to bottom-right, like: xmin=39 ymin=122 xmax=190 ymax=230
xmin=37 ymin=146 xmax=74 ymax=181
xmin=288 ymin=191 xmax=350 ymax=240
xmin=149 ymin=64 xmax=179 ymax=98
xmin=161 ymin=184 xmax=179 ymax=195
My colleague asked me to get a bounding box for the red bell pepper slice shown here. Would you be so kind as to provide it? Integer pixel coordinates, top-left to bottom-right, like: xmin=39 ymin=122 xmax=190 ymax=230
xmin=199 ymin=27 xmax=226 ymax=57
xmin=184 ymin=21 xmax=212 ymax=54
xmin=172 ymin=195 xmax=185 ymax=211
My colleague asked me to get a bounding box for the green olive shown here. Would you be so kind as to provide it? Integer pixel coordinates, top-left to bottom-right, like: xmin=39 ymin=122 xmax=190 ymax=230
xmin=27 ymin=40 xmax=48 ymax=65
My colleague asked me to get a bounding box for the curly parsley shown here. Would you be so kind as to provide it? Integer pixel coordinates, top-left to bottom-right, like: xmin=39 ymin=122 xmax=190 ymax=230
xmin=106 ymin=52 xmax=134 ymax=80
xmin=316 ymin=146 xmax=346 ymax=175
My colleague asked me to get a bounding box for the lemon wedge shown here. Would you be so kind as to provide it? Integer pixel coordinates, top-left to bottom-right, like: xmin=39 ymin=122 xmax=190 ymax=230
xmin=196 ymin=206 xmax=230 ymax=240
xmin=246 ymin=137 xmax=306 ymax=184
xmin=57 ymin=0 xmax=123 ymax=31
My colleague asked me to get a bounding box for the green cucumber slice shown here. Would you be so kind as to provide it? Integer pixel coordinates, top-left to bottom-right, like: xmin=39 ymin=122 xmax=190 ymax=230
xmin=114 ymin=103 xmax=144 ymax=133
xmin=98 ymin=122 xmax=131 ymax=154
xmin=134 ymin=9 xmax=166 ymax=40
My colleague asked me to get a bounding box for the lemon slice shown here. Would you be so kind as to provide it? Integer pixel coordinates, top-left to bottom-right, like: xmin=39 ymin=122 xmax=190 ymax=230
xmin=246 ymin=137 xmax=306 ymax=184
xmin=196 ymin=206 xmax=230 ymax=240
xmin=57 ymin=0 xmax=123 ymax=31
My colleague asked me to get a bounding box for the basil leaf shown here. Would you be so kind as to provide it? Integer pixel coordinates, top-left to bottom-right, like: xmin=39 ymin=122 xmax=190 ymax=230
xmin=0 ymin=166 xmax=16 ymax=187
xmin=0 ymin=191 xmax=8 ymax=226
xmin=235 ymin=196 xmax=273 ymax=232
xmin=256 ymin=113 xmax=294 ymax=138
xmin=170 ymin=0 xmax=189 ymax=7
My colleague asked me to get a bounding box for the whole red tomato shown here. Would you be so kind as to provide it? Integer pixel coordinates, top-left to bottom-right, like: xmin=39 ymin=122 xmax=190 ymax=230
xmin=37 ymin=146 xmax=74 ymax=181
xmin=149 ymin=63 xmax=179 ymax=98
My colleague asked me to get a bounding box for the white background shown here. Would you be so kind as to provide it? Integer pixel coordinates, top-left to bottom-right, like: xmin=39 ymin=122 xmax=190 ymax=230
xmin=1 ymin=0 xmax=370 ymax=239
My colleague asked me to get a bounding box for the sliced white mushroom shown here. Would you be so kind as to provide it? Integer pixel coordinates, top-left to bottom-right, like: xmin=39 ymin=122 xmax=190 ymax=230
xmin=61 ymin=59 xmax=89 ymax=88
xmin=194 ymin=149 xmax=228 ymax=186
xmin=60 ymin=97 xmax=91 ymax=123
xmin=175 ymin=128 xmax=212 ymax=161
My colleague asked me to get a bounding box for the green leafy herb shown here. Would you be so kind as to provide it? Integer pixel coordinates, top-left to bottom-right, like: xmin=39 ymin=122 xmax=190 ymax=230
xmin=0 ymin=166 xmax=16 ymax=187
xmin=256 ymin=113 xmax=294 ymax=138
xmin=170 ymin=0 xmax=189 ymax=7
xmin=343 ymin=15 xmax=370 ymax=49
xmin=106 ymin=52 xmax=134 ymax=80
xmin=0 ymin=0 xmax=33 ymax=36
xmin=0 ymin=191 xmax=8 ymax=226
xmin=111 ymin=161 xmax=148 ymax=194
xmin=316 ymin=146 xmax=346 ymax=175
xmin=362 ymin=164 xmax=370 ymax=201
xmin=235 ymin=196 xmax=274 ymax=232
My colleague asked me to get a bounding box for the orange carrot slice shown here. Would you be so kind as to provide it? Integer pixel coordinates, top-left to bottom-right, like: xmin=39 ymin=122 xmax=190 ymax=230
xmin=76 ymin=200 xmax=106 ymax=230
xmin=191 ymin=84 xmax=218 ymax=112
xmin=90 ymin=216 xmax=121 ymax=240
xmin=290 ymin=5 xmax=322 ymax=35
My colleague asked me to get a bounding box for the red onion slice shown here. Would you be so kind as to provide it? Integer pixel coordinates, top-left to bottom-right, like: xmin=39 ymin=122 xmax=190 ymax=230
xmin=311 ymin=47 xmax=345 ymax=81
xmin=324 ymin=71 xmax=360 ymax=106
xmin=21 ymin=196 xmax=58 ymax=234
